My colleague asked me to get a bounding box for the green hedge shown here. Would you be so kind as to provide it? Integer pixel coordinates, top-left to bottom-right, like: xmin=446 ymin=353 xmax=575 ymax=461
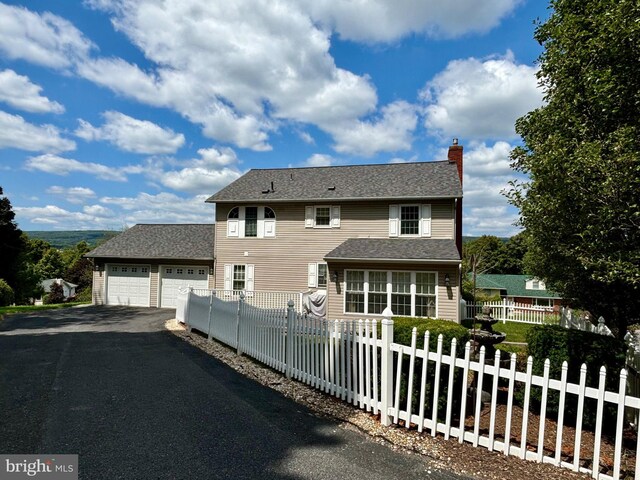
xmin=393 ymin=317 xmax=470 ymax=350
xmin=0 ymin=279 xmax=14 ymax=307
xmin=392 ymin=317 xmax=470 ymax=424
xmin=524 ymin=324 xmax=626 ymax=431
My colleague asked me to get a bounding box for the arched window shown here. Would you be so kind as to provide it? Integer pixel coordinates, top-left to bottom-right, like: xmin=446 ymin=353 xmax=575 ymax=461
xmin=228 ymin=207 xmax=240 ymax=219
xmin=226 ymin=206 xmax=276 ymax=238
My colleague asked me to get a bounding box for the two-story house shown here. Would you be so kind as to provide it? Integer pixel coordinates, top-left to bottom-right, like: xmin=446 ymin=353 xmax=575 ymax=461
xmin=207 ymin=142 xmax=464 ymax=321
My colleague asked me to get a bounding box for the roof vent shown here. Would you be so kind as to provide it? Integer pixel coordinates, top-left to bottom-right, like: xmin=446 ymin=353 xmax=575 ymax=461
xmin=327 ymin=186 xmax=335 ymax=191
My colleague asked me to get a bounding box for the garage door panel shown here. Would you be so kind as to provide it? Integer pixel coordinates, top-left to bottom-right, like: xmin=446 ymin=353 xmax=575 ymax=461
xmin=160 ymin=265 xmax=208 ymax=308
xmin=107 ymin=264 xmax=150 ymax=307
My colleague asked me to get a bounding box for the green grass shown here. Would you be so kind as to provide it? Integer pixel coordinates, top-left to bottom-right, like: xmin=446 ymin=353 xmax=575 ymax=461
xmin=0 ymin=302 xmax=90 ymax=317
xmin=462 ymin=319 xmax=536 ymax=344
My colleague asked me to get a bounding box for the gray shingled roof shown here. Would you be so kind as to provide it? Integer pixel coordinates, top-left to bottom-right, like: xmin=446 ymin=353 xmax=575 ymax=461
xmin=207 ymin=161 xmax=462 ymax=203
xmin=324 ymin=238 xmax=460 ymax=262
xmin=85 ymin=224 xmax=214 ymax=260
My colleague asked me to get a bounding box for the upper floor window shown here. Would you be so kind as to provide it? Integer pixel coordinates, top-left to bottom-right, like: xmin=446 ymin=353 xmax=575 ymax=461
xmin=305 ymin=205 xmax=340 ymax=229
xmin=245 ymin=207 xmax=258 ymax=237
xmin=389 ymin=204 xmax=431 ymax=237
xmin=400 ymin=206 xmax=419 ymax=235
xmin=227 ymin=206 xmax=276 ymax=238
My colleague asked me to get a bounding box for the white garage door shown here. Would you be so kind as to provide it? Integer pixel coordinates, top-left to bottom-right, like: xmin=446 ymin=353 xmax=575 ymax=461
xmin=160 ymin=266 xmax=209 ymax=308
xmin=106 ymin=264 xmax=150 ymax=307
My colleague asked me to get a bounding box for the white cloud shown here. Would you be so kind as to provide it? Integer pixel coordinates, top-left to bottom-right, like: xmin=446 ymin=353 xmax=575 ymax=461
xmin=100 ymin=192 xmax=214 ymax=224
xmin=304 ymin=154 xmax=335 ymax=167
xmin=301 ymin=0 xmax=521 ymax=42
xmin=46 ymin=185 xmax=96 ymax=204
xmin=14 ymin=204 xmax=115 ymax=229
xmin=196 ymin=147 xmax=238 ymax=168
xmin=0 ymin=69 xmax=64 ymax=113
xmin=79 ymin=0 xmax=384 ymax=153
xmin=458 ymin=141 xmax=522 ymax=236
xmin=464 ymin=140 xmax=513 ymax=177
xmin=16 ymin=192 xmax=214 ymax=229
xmin=75 ymin=111 xmax=185 ymax=154
xmin=25 ymin=154 xmax=130 ymax=181
xmin=422 ymin=52 xmax=542 ymax=140
xmin=158 ymin=167 xmax=242 ymax=195
xmin=0 ymin=111 xmax=75 ymax=152
xmin=330 ymin=101 xmax=417 ymax=156
xmin=0 ymin=2 xmax=93 ymax=69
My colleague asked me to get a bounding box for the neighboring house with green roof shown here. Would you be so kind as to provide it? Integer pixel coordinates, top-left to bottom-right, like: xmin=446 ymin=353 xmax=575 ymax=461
xmin=470 ymin=274 xmax=563 ymax=309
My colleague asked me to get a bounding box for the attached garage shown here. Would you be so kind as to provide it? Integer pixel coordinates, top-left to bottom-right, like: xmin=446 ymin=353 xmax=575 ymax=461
xmin=160 ymin=265 xmax=209 ymax=308
xmin=106 ymin=264 xmax=151 ymax=306
xmin=86 ymin=224 xmax=215 ymax=308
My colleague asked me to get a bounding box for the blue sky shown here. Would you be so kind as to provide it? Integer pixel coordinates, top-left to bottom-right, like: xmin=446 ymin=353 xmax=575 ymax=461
xmin=0 ymin=0 xmax=548 ymax=235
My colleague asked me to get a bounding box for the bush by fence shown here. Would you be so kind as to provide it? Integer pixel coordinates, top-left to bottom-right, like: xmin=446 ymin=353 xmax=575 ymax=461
xmin=525 ymin=324 xmax=626 ymax=431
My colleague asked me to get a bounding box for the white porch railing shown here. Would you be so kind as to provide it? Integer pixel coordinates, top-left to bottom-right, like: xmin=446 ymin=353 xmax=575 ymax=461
xmin=177 ymin=291 xmax=639 ymax=479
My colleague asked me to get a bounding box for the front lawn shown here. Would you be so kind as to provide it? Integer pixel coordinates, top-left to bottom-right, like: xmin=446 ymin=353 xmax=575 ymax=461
xmin=0 ymin=302 xmax=90 ymax=318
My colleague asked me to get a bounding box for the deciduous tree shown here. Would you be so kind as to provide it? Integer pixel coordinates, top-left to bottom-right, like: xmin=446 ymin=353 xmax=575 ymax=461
xmin=508 ymin=0 xmax=640 ymax=337
xmin=0 ymin=187 xmax=24 ymax=289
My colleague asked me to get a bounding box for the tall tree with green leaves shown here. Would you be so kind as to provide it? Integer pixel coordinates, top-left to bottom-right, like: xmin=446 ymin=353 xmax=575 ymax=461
xmin=0 ymin=187 xmax=24 ymax=289
xmin=508 ymin=0 xmax=640 ymax=337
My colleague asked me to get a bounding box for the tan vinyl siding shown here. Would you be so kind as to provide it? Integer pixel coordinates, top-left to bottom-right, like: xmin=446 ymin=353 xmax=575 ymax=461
xmin=150 ymin=264 xmax=159 ymax=308
xmin=431 ymin=202 xmax=454 ymax=239
xmin=92 ymin=266 xmax=105 ymax=305
xmin=325 ymin=262 xmax=459 ymax=322
xmin=215 ymin=200 xmax=456 ymax=295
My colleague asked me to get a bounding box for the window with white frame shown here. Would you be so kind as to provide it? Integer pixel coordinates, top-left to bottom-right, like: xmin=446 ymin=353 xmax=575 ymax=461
xmin=305 ymin=205 xmax=340 ymax=228
xmin=244 ymin=207 xmax=258 ymax=237
xmin=367 ymin=271 xmax=387 ymax=314
xmin=400 ymin=206 xmax=419 ymax=235
xmin=233 ymin=265 xmax=245 ymax=291
xmin=415 ymin=272 xmax=436 ymax=318
xmin=345 ymin=270 xmax=365 ymax=313
xmin=391 ymin=272 xmax=412 ymax=316
xmin=307 ymin=263 xmax=328 ymax=289
xmin=532 ymin=297 xmax=552 ymax=308
xmin=344 ymin=270 xmax=438 ymax=317
xmin=389 ymin=204 xmax=431 ymax=237
xmin=223 ymin=264 xmax=255 ymax=292
xmin=227 ymin=206 xmax=276 ymax=238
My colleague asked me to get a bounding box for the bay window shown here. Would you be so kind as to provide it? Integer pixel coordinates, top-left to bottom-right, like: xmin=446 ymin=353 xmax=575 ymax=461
xmin=344 ymin=270 xmax=438 ymax=317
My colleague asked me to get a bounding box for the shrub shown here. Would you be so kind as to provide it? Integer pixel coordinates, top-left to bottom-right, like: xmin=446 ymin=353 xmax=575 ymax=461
xmin=44 ymin=282 xmax=65 ymax=305
xmin=524 ymin=324 xmax=626 ymax=431
xmin=0 ymin=278 xmax=14 ymax=306
xmin=74 ymin=287 xmax=92 ymax=303
xmin=393 ymin=317 xmax=470 ymax=350
xmin=392 ymin=317 xmax=471 ymax=425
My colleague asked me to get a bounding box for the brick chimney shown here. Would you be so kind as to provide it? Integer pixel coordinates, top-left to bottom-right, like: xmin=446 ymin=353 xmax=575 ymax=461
xmin=448 ymin=138 xmax=463 ymax=257
xmin=448 ymin=137 xmax=463 ymax=184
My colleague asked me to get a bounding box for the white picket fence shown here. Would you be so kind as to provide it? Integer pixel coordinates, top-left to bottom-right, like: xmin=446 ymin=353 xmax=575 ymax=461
xmin=180 ymin=293 xmax=639 ymax=479
xmin=466 ymin=300 xmax=560 ymax=324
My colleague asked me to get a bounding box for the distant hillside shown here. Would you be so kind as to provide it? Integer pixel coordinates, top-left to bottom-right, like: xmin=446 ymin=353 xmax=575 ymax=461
xmin=25 ymin=230 xmax=118 ymax=249
xmin=463 ymin=236 xmax=509 ymax=244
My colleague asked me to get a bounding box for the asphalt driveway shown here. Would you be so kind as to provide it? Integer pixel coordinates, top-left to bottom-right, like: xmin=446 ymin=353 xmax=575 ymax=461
xmin=0 ymin=306 xmax=468 ymax=479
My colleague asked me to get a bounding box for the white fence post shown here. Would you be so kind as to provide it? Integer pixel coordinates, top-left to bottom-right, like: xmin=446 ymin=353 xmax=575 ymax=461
xmin=286 ymin=299 xmax=295 ymax=379
xmin=206 ymin=291 xmax=214 ymax=340
xmin=185 ymin=287 xmax=193 ymax=332
xmin=236 ymin=291 xmax=245 ymax=355
xmin=380 ymin=307 xmax=394 ymax=426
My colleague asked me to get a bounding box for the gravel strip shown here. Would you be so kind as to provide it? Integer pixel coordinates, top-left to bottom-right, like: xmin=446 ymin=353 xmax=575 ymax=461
xmin=166 ymin=319 xmax=590 ymax=480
